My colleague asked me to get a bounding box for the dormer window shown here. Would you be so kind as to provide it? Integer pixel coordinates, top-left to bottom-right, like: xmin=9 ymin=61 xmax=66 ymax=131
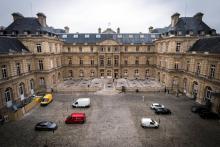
xmin=96 ymin=34 xmax=101 ymax=38
xmin=129 ymin=35 xmax=133 ymax=38
xmin=117 ymin=34 xmax=122 ymax=38
xmin=36 ymin=32 xmax=39 ymax=35
xmin=73 ymin=34 xmax=78 ymax=38
xmin=62 ymin=34 xmax=67 ymax=38
xmin=140 ymin=34 xmax=144 ymax=38
xmin=85 ymin=34 xmax=90 ymax=38
xmin=200 ymin=31 xmax=205 ymax=35
xmin=24 ymin=31 xmax=28 ymax=35
xmin=178 ymin=31 xmax=182 ymax=35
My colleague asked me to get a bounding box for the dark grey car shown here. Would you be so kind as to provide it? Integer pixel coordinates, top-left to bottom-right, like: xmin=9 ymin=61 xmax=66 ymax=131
xmin=35 ymin=121 xmax=58 ymax=131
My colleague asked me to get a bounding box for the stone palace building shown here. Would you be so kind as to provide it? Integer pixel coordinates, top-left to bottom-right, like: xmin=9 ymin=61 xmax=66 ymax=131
xmin=0 ymin=12 xmax=220 ymax=116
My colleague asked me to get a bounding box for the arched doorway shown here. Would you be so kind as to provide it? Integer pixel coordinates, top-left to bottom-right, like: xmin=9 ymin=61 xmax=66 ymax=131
xmin=192 ymin=81 xmax=199 ymax=99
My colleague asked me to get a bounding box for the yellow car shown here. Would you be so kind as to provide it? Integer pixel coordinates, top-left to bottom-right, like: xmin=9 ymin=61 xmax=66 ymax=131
xmin=41 ymin=94 xmax=53 ymax=106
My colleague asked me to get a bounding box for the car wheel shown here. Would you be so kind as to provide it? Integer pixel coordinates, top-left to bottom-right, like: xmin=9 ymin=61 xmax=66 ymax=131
xmin=155 ymin=126 xmax=159 ymax=129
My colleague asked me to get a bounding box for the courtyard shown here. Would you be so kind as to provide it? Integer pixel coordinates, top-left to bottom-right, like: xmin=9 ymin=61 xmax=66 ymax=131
xmin=0 ymin=92 xmax=220 ymax=147
xmin=56 ymin=78 xmax=164 ymax=92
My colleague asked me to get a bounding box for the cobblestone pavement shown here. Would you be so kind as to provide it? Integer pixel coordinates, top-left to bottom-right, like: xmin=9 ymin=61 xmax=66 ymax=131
xmin=0 ymin=92 xmax=220 ymax=147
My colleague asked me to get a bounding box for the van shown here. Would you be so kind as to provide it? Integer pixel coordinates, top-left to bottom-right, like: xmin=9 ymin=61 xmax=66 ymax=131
xmin=141 ymin=118 xmax=159 ymax=128
xmin=72 ymin=98 xmax=90 ymax=108
xmin=65 ymin=113 xmax=86 ymax=124
xmin=41 ymin=94 xmax=53 ymax=106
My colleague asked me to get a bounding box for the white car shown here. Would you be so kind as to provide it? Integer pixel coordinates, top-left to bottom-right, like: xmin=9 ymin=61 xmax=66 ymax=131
xmin=141 ymin=118 xmax=159 ymax=128
xmin=72 ymin=98 xmax=90 ymax=108
xmin=150 ymin=103 xmax=164 ymax=109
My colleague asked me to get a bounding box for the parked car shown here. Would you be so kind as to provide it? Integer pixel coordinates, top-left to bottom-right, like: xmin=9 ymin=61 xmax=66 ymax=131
xmin=141 ymin=118 xmax=159 ymax=128
xmin=65 ymin=113 xmax=86 ymax=124
xmin=154 ymin=108 xmax=171 ymax=114
xmin=150 ymin=103 xmax=164 ymax=109
xmin=41 ymin=94 xmax=53 ymax=106
xmin=35 ymin=121 xmax=58 ymax=131
xmin=191 ymin=105 xmax=209 ymax=113
xmin=199 ymin=111 xmax=220 ymax=119
xmin=72 ymin=98 xmax=90 ymax=108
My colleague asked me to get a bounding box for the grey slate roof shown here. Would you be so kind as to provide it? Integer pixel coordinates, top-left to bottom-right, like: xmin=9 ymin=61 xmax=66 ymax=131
xmin=4 ymin=17 xmax=55 ymax=34
xmin=188 ymin=37 xmax=220 ymax=53
xmin=0 ymin=37 xmax=29 ymax=53
xmin=152 ymin=17 xmax=214 ymax=35
xmin=59 ymin=33 xmax=160 ymax=44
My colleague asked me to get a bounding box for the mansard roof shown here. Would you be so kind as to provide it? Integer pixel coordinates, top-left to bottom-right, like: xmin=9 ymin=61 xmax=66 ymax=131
xmin=188 ymin=37 xmax=220 ymax=53
xmin=0 ymin=37 xmax=29 ymax=53
xmin=59 ymin=33 xmax=160 ymax=45
xmin=152 ymin=14 xmax=215 ymax=36
xmin=4 ymin=17 xmax=55 ymax=34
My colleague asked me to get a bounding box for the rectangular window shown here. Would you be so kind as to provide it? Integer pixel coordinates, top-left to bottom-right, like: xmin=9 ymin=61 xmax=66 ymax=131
xmin=1 ymin=65 xmax=7 ymax=79
xmin=16 ymin=63 xmax=21 ymax=75
xmin=100 ymin=58 xmax=104 ymax=66
xmin=196 ymin=63 xmax=201 ymax=75
xmin=79 ymin=47 xmax=82 ymax=52
xmin=79 ymin=58 xmax=83 ymax=65
xmin=135 ymin=57 xmax=139 ymax=65
xmin=39 ymin=60 xmax=44 ymax=70
xmin=68 ymin=58 xmax=72 ymax=65
xmin=136 ymin=46 xmax=139 ymax=52
xmin=125 ymin=47 xmax=128 ymax=52
xmin=210 ymin=64 xmax=215 ymax=78
xmin=124 ymin=59 xmax=128 ymax=65
xmin=174 ymin=63 xmax=179 ymax=69
xmin=186 ymin=61 xmax=190 ymax=71
xmin=28 ymin=63 xmax=31 ymax=72
xmin=117 ymin=34 xmax=122 ymax=38
xmin=37 ymin=44 xmax=42 ymax=52
xmin=91 ymin=60 xmax=94 ymax=65
xmin=107 ymin=58 xmax=111 ymax=66
xmin=176 ymin=42 xmax=181 ymax=52
xmin=91 ymin=47 xmax=93 ymax=52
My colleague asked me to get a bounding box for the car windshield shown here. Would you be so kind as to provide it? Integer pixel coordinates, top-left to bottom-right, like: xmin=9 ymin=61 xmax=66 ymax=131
xmin=66 ymin=116 xmax=71 ymax=119
xmin=156 ymin=104 xmax=161 ymax=107
xmin=151 ymin=120 xmax=155 ymax=124
xmin=42 ymin=98 xmax=49 ymax=102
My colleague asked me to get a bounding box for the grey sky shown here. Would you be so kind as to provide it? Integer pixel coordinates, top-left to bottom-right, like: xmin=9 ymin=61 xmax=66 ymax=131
xmin=1 ymin=0 xmax=219 ymax=33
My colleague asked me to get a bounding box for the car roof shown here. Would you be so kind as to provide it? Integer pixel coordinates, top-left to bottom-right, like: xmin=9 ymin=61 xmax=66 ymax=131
xmin=152 ymin=103 xmax=160 ymax=105
xmin=38 ymin=121 xmax=52 ymax=125
xmin=71 ymin=113 xmax=85 ymax=117
xmin=141 ymin=118 xmax=152 ymax=121
xmin=77 ymin=98 xmax=90 ymax=100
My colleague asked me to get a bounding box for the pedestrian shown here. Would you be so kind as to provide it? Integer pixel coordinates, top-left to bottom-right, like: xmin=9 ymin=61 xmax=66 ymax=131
xmin=164 ymin=87 xmax=167 ymax=93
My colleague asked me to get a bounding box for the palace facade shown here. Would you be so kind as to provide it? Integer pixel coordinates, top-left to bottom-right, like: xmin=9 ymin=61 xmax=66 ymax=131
xmin=0 ymin=12 xmax=220 ymax=116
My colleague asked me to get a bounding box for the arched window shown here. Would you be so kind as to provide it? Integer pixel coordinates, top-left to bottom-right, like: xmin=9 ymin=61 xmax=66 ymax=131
xmin=192 ymin=81 xmax=198 ymax=99
xmin=5 ymin=87 xmax=12 ymax=102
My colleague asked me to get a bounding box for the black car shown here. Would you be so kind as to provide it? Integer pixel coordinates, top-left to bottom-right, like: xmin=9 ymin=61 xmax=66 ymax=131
xmin=154 ymin=108 xmax=171 ymax=114
xmin=199 ymin=111 xmax=220 ymax=119
xmin=191 ymin=105 xmax=209 ymax=113
xmin=35 ymin=121 xmax=58 ymax=131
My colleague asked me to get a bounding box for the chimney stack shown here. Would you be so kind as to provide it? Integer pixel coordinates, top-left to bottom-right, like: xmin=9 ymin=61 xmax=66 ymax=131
xmin=117 ymin=27 xmax=120 ymax=34
xmin=64 ymin=26 xmax=69 ymax=33
xmin=12 ymin=12 xmax=24 ymax=21
xmin=98 ymin=27 xmax=101 ymax=33
xmin=193 ymin=12 xmax=204 ymax=21
xmin=37 ymin=12 xmax=47 ymax=27
xmin=171 ymin=13 xmax=180 ymax=27
xmin=149 ymin=26 xmax=153 ymax=33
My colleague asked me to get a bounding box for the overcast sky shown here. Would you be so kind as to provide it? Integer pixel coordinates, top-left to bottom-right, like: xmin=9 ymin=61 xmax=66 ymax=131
xmin=1 ymin=0 xmax=219 ymax=33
